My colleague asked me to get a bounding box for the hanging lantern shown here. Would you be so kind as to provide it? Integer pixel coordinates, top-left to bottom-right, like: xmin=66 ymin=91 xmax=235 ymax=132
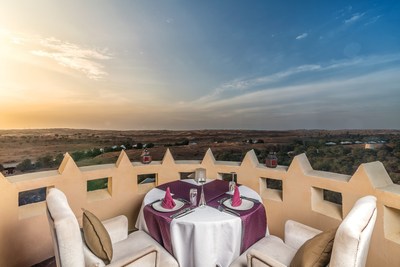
xmin=141 ymin=149 xmax=152 ymax=164
xmin=265 ymin=152 xmax=278 ymax=168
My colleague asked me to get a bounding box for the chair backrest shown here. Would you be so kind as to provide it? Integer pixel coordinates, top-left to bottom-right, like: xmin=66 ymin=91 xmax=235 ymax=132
xmin=46 ymin=188 xmax=85 ymax=267
xmin=330 ymin=195 xmax=377 ymax=267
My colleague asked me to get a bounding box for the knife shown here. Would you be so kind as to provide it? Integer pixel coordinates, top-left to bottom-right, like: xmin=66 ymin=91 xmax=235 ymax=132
xmin=173 ymin=209 xmax=195 ymax=219
xmin=170 ymin=207 xmax=191 ymax=219
xmin=218 ymin=205 xmax=241 ymax=217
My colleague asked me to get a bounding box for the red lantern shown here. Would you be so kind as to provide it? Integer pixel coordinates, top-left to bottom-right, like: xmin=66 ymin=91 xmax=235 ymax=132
xmin=141 ymin=149 xmax=152 ymax=164
xmin=265 ymin=152 xmax=278 ymax=168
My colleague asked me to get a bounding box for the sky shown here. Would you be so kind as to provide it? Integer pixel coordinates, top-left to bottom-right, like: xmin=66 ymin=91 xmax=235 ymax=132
xmin=0 ymin=0 xmax=399 ymax=130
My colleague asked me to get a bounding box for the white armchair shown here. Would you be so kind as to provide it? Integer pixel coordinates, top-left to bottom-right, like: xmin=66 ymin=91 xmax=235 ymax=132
xmin=230 ymin=195 xmax=377 ymax=267
xmin=46 ymin=188 xmax=179 ymax=267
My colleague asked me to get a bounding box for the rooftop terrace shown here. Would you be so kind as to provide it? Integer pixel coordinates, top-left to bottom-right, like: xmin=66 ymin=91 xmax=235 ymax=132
xmin=1 ymin=148 xmax=400 ymax=266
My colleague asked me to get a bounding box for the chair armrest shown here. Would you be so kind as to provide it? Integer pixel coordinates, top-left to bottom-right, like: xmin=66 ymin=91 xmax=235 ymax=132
xmin=247 ymin=249 xmax=287 ymax=267
xmin=102 ymin=215 xmax=128 ymax=244
xmin=284 ymin=220 xmax=321 ymax=250
xmin=107 ymin=245 xmax=159 ymax=267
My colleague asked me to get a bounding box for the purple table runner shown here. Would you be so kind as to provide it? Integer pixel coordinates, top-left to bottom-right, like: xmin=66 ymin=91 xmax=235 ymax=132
xmin=208 ymin=194 xmax=267 ymax=253
xmin=143 ymin=202 xmax=190 ymax=254
xmin=144 ymin=179 xmax=266 ymax=255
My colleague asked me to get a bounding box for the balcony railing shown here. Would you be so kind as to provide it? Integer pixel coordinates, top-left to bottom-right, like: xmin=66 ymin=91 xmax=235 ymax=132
xmin=0 ymin=148 xmax=399 ymax=266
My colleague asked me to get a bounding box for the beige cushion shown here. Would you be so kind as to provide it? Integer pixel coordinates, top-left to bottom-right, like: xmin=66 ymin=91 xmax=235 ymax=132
xmin=82 ymin=209 xmax=113 ymax=264
xmin=290 ymin=228 xmax=337 ymax=267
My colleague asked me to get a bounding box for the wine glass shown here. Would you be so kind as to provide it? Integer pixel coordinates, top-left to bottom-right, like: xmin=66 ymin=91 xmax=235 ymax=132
xmin=198 ymin=173 xmax=206 ymax=207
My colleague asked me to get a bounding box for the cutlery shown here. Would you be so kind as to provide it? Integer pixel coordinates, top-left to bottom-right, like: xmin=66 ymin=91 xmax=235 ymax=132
xmin=173 ymin=209 xmax=195 ymax=219
xmin=148 ymin=198 xmax=163 ymax=205
xmin=218 ymin=197 xmax=229 ymax=204
xmin=176 ymin=198 xmax=190 ymax=204
xmin=218 ymin=205 xmax=240 ymax=217
xmin=240 ymin=196 xmax=261 ymax=204
xmin=170 ymin=207 xmax=191 ymax=219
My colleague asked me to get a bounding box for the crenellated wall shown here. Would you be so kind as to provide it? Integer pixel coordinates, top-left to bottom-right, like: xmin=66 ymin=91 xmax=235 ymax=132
xmin=0 ymin=149 xmax=399 ymax=266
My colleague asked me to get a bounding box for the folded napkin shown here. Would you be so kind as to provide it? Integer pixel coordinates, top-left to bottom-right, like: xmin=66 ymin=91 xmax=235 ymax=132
xmin=161 ymin=187 xmax=176 ymax=209
xmin=231 ymin=185 xmax=242 ymax=207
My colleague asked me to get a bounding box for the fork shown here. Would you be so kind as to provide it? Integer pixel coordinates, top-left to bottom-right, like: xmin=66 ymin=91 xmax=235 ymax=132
xmin=176 ymin=198 xmax=190 ymax=204
xmin=218 ymin=197 xmax=229 ymax=204
xmin=217 ymin=205 xmax=240 ymax=217
xmin=170 ymin=207 xmax=192 ymax=219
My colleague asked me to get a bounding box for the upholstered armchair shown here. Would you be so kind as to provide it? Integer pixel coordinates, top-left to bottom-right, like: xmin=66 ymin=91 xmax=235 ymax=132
xmin=46 ymin=188 xmax=179 ymax=267
xmin=230 ymin=195 xmax=377 ymax=267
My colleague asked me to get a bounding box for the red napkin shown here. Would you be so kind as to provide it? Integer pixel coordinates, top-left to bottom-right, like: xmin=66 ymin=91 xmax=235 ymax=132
xmin=231 ymin=185 xmax=242 ymax=207
xmin=161 ymin=187 xmax=176 ymax=209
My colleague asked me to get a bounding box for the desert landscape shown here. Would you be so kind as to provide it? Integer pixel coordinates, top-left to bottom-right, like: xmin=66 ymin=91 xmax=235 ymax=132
xmin=0 ymin=128 xmax=318 ymax=163
xmin=1 ymin=128 xmax=399 ymax=184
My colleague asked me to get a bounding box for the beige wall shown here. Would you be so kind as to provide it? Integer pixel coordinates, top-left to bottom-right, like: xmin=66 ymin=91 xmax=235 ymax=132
xmin=0 ymin=149 xmax=399 ymax=266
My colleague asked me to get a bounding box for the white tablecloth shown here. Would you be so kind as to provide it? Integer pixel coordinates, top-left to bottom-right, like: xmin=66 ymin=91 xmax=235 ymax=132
xmin=135 ymin=179 xmax=265 ymax=267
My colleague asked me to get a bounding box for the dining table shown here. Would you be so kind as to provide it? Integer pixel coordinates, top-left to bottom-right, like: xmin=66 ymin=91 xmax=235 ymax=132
xmin=135 ymin=179 xmax=267 ymax=267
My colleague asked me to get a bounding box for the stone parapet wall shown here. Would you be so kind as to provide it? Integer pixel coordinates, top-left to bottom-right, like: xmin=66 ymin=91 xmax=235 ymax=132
xmin=0 ymin=149 xmax=399 ymax=266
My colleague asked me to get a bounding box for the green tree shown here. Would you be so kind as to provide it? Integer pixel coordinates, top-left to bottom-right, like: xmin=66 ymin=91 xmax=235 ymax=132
xmin=216 ymin=150 xmax=243 ymax=161
xmin=17 ymin=159 xmax=34 ymax=172
xmin=36 ymin=154 xmax=54 ymax=169
xmin=71 ymin=151 xmax=86 ymax=161
xmin=86 ymin=148 xmax=102 ymax=158
xmin=54 ymin=153 xmax=64 ymax=166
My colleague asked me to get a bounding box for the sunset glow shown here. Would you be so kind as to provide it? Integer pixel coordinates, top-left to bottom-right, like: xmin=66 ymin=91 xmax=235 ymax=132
xmin=1 ymin=1 xmax=399 ymax=130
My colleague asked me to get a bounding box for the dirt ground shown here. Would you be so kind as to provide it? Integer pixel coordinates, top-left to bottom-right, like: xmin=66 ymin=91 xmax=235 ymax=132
xmin=0 ymin=128 xmax=397 ymax=169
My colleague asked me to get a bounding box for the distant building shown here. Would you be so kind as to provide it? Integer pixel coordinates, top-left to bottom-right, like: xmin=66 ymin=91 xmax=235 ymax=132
xmin=325 ymin=142 xmax=336 ymax=146
xmin=365 ymin=143 xmax=384 ymax=150
xmin=340 ymin=141 xmax=352 ymax=145
xmin=1 ymin=162 xmax=18 ymax=175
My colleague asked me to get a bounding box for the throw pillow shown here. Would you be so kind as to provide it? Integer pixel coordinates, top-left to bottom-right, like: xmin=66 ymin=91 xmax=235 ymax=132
xmin=290 ymin=228 xmax=337 ymax=267
xmin=82 ymin=209 xmax=113 ymax=264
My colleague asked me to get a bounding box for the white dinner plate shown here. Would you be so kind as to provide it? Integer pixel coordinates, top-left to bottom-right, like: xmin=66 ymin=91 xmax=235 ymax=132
xmin=152 ymin=199 xmax=185 ymax=212
xmin=223 ymin=198 xmax=254 ymax=210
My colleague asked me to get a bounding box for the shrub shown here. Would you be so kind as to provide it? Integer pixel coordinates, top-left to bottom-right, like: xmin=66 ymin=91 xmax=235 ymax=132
xmin=17 ymin=159 xmax=34 ymax=172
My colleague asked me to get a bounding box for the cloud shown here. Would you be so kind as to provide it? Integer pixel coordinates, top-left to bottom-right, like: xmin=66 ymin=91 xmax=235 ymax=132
xmin=295 ymin=33 xmax=308 ymax=40
xmin=185 ymin=66 xmax=400 ymax=127
xmin=192 ymin=64 xmax=322 ymax=104
xmin=31 ymin=37 xmax=112 ymax=80
xmin=1 ymin=30 xmax=112 ymax=80
xmin=222 ymin=64 xmax=321 ymax=90
xmin=188 ymin=53 xmax=400 ymax=110
xmin=344 ymin=13 xmax=365 ymax=24
xmin=364 ymin=15 xmax=381 ymax=26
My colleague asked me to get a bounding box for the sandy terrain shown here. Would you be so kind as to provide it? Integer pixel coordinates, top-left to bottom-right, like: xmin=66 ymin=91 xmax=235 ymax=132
xmin=0 ymin=128 xmax=398 ymax=167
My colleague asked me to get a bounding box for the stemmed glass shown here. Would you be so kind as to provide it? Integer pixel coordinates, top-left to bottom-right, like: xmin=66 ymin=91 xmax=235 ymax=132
xmin=198 ymin=176 xmax=206 ymax=207
xmin=229 ymin=172 xmax=236 ymax=193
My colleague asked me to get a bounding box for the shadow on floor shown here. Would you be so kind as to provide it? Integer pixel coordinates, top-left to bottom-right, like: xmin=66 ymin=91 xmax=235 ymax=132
xmin=31 ymin=257 xmax=56 ymax=267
